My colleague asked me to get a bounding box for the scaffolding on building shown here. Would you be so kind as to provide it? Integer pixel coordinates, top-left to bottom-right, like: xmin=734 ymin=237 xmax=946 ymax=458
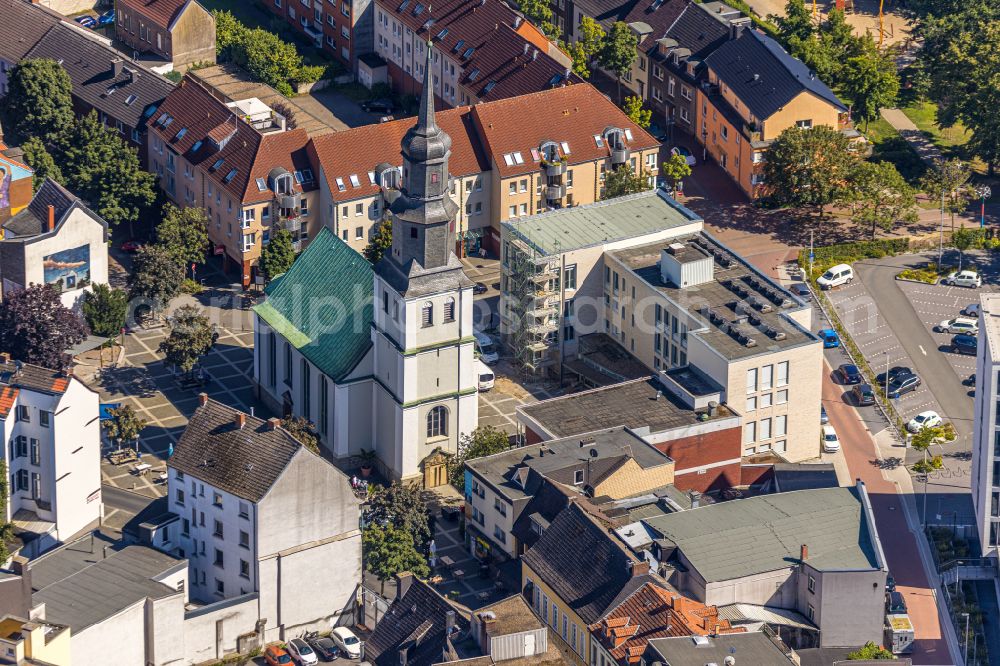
xmin=500 ymin=234 xmax=562 ymax=375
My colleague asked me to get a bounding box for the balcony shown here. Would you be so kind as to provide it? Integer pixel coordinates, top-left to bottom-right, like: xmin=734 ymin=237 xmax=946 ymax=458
xmin=544 ymin=182 xmax=567 ymax=200
xmin=610 ymin=146 xmax=630 ymax=165
xmin=278 ymin=193 xmax=300 ymax=210
xmin=304 ymin=23 xmax=323 ymax=47
xmin=543 ymin=160 xmax=566 ymax=177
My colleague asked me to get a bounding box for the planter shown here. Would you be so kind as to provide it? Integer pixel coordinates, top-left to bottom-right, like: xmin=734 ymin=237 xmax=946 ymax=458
xmin=360 ymin=463 xmax=373 ymax=478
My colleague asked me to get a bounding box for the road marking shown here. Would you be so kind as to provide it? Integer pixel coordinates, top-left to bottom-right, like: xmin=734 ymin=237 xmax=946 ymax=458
xmin=918 ymin=345 xmax=927 ymax=355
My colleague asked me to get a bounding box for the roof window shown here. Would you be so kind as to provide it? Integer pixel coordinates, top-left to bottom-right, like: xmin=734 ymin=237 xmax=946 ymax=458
xmin=435 ymin=28 xmax=449 ymax=41
xmin=624 ymin=129 xmax=634 ymax=141
xmin=162 ymin=116 xmax=174 ymax=128
xmin=211 ymin=158 xmax=225 ymax=171
xmin=223 ymin=168 xmax=238 ymax=184
xmin=453 ymin=39 xmax=465 ymax=53
xmin=301 ymin=168 xmax=314 ymax=183
xmin=256 ymin=177 xmax=267 ymax=191
xmin=560 ymin=142 xmax=570 ymax=154
xmin=336 ymin=177 xmax=346 ymax=192
xmin=175 ymin=127 xmax=188 ymax=141
xmin=190 ymin=140 xmax=203 ymax=153
xmin=125 ymin=94 xmax=138 ymax=106
xmin=143 ymin=105 xmax=158 ymax=118
xmin=468 ymin=68 xmax=481 ymax=81
xmin=483 ymin=81 xmax=497 ymax=94
xmin=503 ymin=153 xmax=514 ymax=167
xmin=413 ymin=3 xmax=424 ymax=15
xmin=593 ymin=135 xmax=604 ymax=148
xmin=512 ymin=151 xmax=524 ymax=165
xmin=398 ymin=0 xmax=409 ymax=11
xmin=349 ymin=174 xmax=361 ymax=188
xmin=530 ymin=148 xmax=540 ymax=161
xmin=463 ymin=47 xmax=475 ymax=59
xmin=368 ymin=171 xmax=376 ymax=184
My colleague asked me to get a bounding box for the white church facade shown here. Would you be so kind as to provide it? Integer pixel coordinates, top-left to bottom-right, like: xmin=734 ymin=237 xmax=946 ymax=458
xmin=252 ymin=43 xmax=478 ymax=485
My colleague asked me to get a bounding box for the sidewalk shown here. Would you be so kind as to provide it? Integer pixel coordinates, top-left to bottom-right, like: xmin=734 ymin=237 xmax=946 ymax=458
xmin=880 ymin=108 xmax=944 ymax=165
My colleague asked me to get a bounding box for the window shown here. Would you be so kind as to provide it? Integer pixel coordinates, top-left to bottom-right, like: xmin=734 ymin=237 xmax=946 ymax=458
xmin=214 ymin=549 xmax=224 ymax=567
xmin=574 ymin=470 xmax=584 ymax=485
xmin=796 ymin=119 xmax=813 ymax=129
xmin=519 ymin=179 xmax=527 ymax=193
xmin=182 ymin=518 xmax=190 ymax=536
xmin=427 ymin=405 xmax=448 ymax=438
xmin=745 ymin=396 xmax=756 ymax=412
xmin=29 ymin=439 xmax=39 ymax=466
xmin=443 ymin=297 xmax=455 ymax=322
xmin=493 ymin=527 xmax=506 ymax=543
xmin=761 ymin=364 xmax=773 ymax=390
xmin=746 ymin=368 xmax=758 ymax=394
xmin=39 ymin=411 xmax=50 ymax=427
xmin=564 ymin=265 xmax=577 ymax=290
xmin=508 ymin=205 xmax=516 ymax=217
xmin=494 ymin=498 xmax=507 ymax=516
xmin=421 ymin=301 xmax=433 ymax=327
xmin=239 ymin=530 xmax=250 ymax=548
xmin=176 ymin=488 xmax=185 ymax=506
xmin=213 ymin=492 xmax=223 ymax=507
xmin=808 ymin=575 xmax=816 ymax=593
xmin=519 ymin=203 xmax=527 ymax=215
xmin=775 ymin=414 xmax=787 ymax=437
xmin=17 ymin=405 xmax=29 ymax=422
xmin=744 ymin=421 xmax=756 ymax=443
xmin=508 ymin=182 xmax=517 ymax=195
xmin=760 ymin=392 xmax=772 ymax=408
xmin=240 ymin=559 xmax=251 ymax=579
xmin=776 ymin=361 xmax=789 ymax=386
xmin=759 ymin=418 xmax=772 ymax=440
xmin=216 ymin=579 xmax=225 ymax=595
xmin=776 ymin=389 xmax=788 ymax=404
xmin=356 ymin=226 xmax=364 ymax=240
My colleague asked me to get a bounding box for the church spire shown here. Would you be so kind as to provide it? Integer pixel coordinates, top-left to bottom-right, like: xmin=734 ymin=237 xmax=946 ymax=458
xmin=416 ymin=39 xmax=437 ymax=135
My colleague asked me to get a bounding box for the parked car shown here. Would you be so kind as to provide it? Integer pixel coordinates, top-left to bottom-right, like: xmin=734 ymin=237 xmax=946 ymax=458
xmin=908 ymin=410 xmax=942 ymax=433
xmin=121 ymin=239 xmax=144 ymax=253
xmin=98 ymin=9 xmax=116 ymax=24
xmin=305 ymin=634 xmax=340 ymax=662
xmin=473 ymin=329 xmax=499 ymax=364
xmin=876 ymin=366 xmax=913 ymax=387
xmin=648 ymin=123 xmax=669 ymax=141
xmin=887 ymin=590 xmax=908 ymax=615
xmin=943 ymin=270 xmax=982 ymax=288
xmin=822 ymin=424 xmax=841 ymax=453
xmin=790 ymin=282 xmax=810 ymax=298
xmin=886 ymin=575 xmax=896 ymax=593
xmin=962 ymin=303 xmax=980 ymax=317
xmin=476 ymin=358 xmax=495 ymax=391
xmin=473 ymin=281 xmax=488 ymax=294
xmin=331 ymin=627 xmax=361 ymax=659
xmin=818 ymin=328 xmax=840 ymax=348
xmin=670 ymin=145 xmax=696 ymax=166
xmin=74 ymin=14 xmax=97 ymax=27
xmin=287 ymin=638 xmax=319 ymax=666
xmin=820 ymin=405 xmax=829 ymax=424
xmin=837 ymin=363 xmax=862 ymax=384
xmin=951 ymin=333 xmax=978 ymax=355
xmin=936 ymin=316 xmax=978 ymax=335
xmin=362 ymin=98 xmax=394 ymax=113
xmin=264 ymin=645 xmax=294 ymax=666
xmin=852 ymin=383 xmax=876 ymax=406
xmin=816 ymin=263 xmax=854 ymax=290
xmin=887 ymin=373 xmax=921 ymax=398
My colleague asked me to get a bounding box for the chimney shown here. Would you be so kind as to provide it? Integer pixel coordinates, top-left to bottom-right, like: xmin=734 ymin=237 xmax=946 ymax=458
xmin=395 ymin=571 xmax=414 ymax=601
xmin=110 ymin=58 xmax=124 ymax=78
xmin=0 ymin=352 xmax=9 ymax=364
xmin=523 ymin=43 xmax=530 ymax=56
xmin=11 ymin=556 xmax=32 ymax=618
xmin=235 ymin=413 xmax=246 ymax=429
xmin=532 ymin=48 xmax=538 ymax=61
xmin=628 ymin=560 xmax=650 ymax=577
xmin=266 ymin=417 xmax=281 ymax=431
xmin=689 ymin=490 xmax=700 ymax=508
xmin=514 ymin=15 xmax=523 ymax=28
xmin=398 ymin=647 xmax=409 ymax=666
xmin=47 ymin=205 xmax=55 ymax=232
xmin=800 ymin=544 xmax=809 ymax=562
xmin=707 ymin=400 xmax=718 ymax=417
xmin=198 ymin=392 xmax=208 ymax=407
xmin=446 ymin=609 xmax=456 ymax=635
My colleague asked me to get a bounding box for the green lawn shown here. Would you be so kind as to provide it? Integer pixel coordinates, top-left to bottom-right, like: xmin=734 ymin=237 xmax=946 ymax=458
xmin=864 ymin=116 xmax=927 ymax=185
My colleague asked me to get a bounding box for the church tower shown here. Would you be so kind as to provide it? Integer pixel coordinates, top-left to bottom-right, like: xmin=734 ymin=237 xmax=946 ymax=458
xmin=370 ymin=41 xmax=478 ymax=485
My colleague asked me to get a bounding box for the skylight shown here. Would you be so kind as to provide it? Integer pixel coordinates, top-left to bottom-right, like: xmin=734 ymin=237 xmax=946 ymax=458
xmin=413 ymin=3 xmax=424 ymax=15
xmin=175 ymin=127 xmax=188 ymax=141
xmin=453 ymin=40 xmax=464 ymax=53
xmin=256 ymin=177 xmax=267 ymax=191
xmin=156 ymin=113 xmax=168 ymax=126
xmin=503 ymin=154 xmax=514 ymax=167
xmin=483 ymin=81 xmax=496 ymax=94
xmin=349 ymin=174 xmax=361 ymax=188
xmin=398 ymin=0 xmax=409 ymax=11
xmin=530 ymin=148 xmax=540 ymax=161
xmin=435 ymin=28 xmax=449 ymax=41
xmin=368 ymin=171 xmax=376 ymax=184
xmin=162 ymin=116 xmax=174 ymax=128
xmin=211 ymin=158 xmax=225 ymax=171
xmin=301 ymin=169 xmax=314 ymax=182
xmin=223 ymin=168 xmax=238 ymax=183
xmin=560 ymin=141 xmax=570 ymax=154
xmin=624 ymin=129 xmax=633 ymax=141
xmin=191 ymin=140 xmax=203 ymax=153
xmin=336 ymin=177 xmax=346 ymax=192
xmin=593 ymin=135 xmax=604 ymax=148
xmin=468 ymin=68 xmax=480 ymax=81
xmin=462 ymin=47 xmax=475 ymax=59
xmin=512 ymin=151 xmax=524 ymax=165
xmin=125 ymin=94 xmax=138 ymax=106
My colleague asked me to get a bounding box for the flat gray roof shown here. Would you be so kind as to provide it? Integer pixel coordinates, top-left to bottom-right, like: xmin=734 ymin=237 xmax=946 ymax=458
xmin=31 ymin=538 xmax=184 ymax=633
xmin=519 ymin=377 xmax=736 ymax=439
xmin=647 ymin=633 xmax=794 ymax=666
xmin=609 ymin=233 xmax=817 ymax=360
xmin=502 ymin=189 xmax=702 ymax=256
xmin=644 ymin=486 xmax=879 ymax=582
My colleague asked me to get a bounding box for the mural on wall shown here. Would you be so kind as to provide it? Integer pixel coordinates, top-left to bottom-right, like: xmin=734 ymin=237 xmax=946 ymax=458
xmin=0 ymin=155 xmax=34 ymax=226
xmin=43 ymin=244 xmax=91 ymax=291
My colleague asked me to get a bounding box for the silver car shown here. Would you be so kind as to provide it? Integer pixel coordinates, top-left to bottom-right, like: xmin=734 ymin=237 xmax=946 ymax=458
xmin=936 ymin=317 xmax=978 ymax=335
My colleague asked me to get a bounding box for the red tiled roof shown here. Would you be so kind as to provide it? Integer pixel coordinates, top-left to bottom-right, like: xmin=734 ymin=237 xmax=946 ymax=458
xmin=118 ymin=0 xmax=190 ymax=28
xmin=147 ymin=76 xmax=314 ymax=205
xmin=377 ymin=0 xmax=578 ymax=102
xmin=309 ymin=107 xmax=489 ymax=204
xmin=472 ymin=83 xmax=660 ymax=178
xmin=0 ymin=386 xmax=19 ymax=418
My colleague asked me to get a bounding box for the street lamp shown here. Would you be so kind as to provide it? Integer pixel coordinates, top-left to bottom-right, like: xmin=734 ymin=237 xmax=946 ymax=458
xmin=975 ymin=185 xmax=991 ymax=229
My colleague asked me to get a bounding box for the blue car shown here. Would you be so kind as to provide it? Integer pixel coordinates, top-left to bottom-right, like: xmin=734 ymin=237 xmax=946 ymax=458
xmin=74 ymin=15 xmax=97 ymax=28
xmin=99 ymin=9 xmax=116 ymax=25
xmin=818 ymin=328 xmax=840 ymax=348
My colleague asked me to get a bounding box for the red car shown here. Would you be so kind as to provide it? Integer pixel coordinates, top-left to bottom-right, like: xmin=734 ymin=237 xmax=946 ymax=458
xmin=264 ymin=645 xmax=293 ymax=666
xmin=121 ymin=240 xmax=143 ymax=253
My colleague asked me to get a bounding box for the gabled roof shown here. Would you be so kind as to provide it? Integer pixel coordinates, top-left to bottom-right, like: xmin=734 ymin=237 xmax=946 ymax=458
xmin=309 ymin=106 xmax=488 ymax=204
xmin=522 ymin=502 xmax=647 ymax=624
xmin=0 ymin=360 xmax=71 ymax=396
xmin=24 ymin=23 xmax=174 ymax=130
xmin=2 ymin=178 xmax=78 ymax=238
xmin=0 ymin=386 xmax=19 ymax=419
xmin=0 ymin=0 xmax=61 ymax=64
xmin=118 ymin=0 xmax=193 ymax=28
xmin=703 ymin=29 xmax=846 ymax=120
xmin=472 ymin=84 xmax=659 ymax=179
xmin=170 ymin=397 xmax=303 ymax=502
xmin=365 ymin=577 xmax=468 ymax=666
xmin=253 ymin=227 xmax=373 ymax=382
xmin=662 ymin=2 xmax=733 ymax=60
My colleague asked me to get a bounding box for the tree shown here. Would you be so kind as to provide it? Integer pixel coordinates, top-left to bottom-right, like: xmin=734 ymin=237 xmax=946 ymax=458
xmin=0 ymin=460 xmax=12 ymax=565
xmin=622 ymin=96 xmax=651 ymax=129
xmin=259 ymin=228 xmax=297 ymax=281
xmin=846 ymin=642 xmax=894 ymax=660
xmin=564 ymin=41 xmax=592 ymax=79
xmin=844 ymin=41 xmax=900 ymax=131
xmin=449 ymin=425 xmax=510 ymax=491
xmin=921 ymin=158 xmax=973 ymax=230
xmin=951 ymin=227 xmax=977 ymax=272
xmin=20 ymin=136 xmax=63 ymax=190
xmin=102 ymin=404 xmax=147 ymax=452
xmin=61 ymin=112 xmax=156 ymax=230
xmin=578 ymin=16 xmax=606 ymax=58
xmin=846 ymin=162 xmax=918 ymax=239
xmin=128 ymin=245 xmax=185 ymax=312
xmin=364 ymin=481 xmax=431 ymax=549
xmin=281 ymin=415 xmax=320 ymax=454
xmin=0 ymin=284 xmax=87 ymax=369
xmin=518 ymin=0 xmax=558 ymax=38
xmin=763 ymin=126 xmax=858 ymax=217
xmin=6 ymin=58 xmax=74 ymax=143
xmin=598 ymin=22 xmax=638 ymax=102
xmin=775 ymin=0 xmax=814 ymax=44
xmin=82 ymin=283 xmax=128 ymax=338
xmin=363 ymin=218 xmax=393 ymax=264
xmin=363 ymin=524 xmax=430 ymax=594
xmin=159 ymin=305 xmax=214 ymax=374
xmin=602 ymin=164 xmax=651 ymax=199
xmin=156 ymin=204 xmax=209 ymax=269
xmin=661 ymin=152 xmax=692 ymax=192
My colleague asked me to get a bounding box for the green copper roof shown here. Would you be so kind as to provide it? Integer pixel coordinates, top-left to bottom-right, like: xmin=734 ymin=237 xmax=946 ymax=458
xmin=253 ymin=227 xmax=374 ymax=381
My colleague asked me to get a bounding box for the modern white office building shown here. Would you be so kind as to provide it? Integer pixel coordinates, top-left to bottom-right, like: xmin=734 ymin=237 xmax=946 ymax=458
xmin=972 ymin=293 xmax=1000 ymax=556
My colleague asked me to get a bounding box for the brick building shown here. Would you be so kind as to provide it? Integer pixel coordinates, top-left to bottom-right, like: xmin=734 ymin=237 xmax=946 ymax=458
xmin=262 ymin=0 xmax=375 ymax=72
xmin=114 ymin=0 xmax=216 ymax=72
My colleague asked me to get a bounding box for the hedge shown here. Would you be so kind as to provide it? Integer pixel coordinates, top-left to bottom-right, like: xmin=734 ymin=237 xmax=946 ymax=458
xmin=798 ymin=238 xmax=910 ymax=278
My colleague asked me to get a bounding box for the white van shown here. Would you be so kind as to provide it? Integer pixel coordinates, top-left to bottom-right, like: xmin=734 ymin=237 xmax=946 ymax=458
xmin=475 ymin=359 xmax=495 ymax=391
xmin=474 ymin=329 xmax=499 ymax=364
xmin=816 ymin=263 xmax=854 ymax=290
xmin=822 ymin=424 xmax=841 ymax=453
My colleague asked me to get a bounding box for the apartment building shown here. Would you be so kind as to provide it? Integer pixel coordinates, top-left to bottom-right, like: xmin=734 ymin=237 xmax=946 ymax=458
xmin=698 ymin=28 xmax=855 ymax=197
xmin=114 ymin=0 xmax=216 ymax=72
xmin=0 ymin=0 xmax=60 ymax=98
xmin=167 ymin=395 xmax=361 ymax=639
xmin=972 ymin=293 xmax=1000 ymax=557
xmin=0 ymin=355 xmax=102 ymax=559
xmin=464 ymin=426 xmax=675 ymax=559
xmin=146 ymin=76 xmax=317 ymax=286
xmin=0 ymin=615 xmax=70 ymax=665
xmin=371 ymin=0 xmax=575 ymax=107
xmin=1 ymin=178 xmax=110 ymax=309
xmin=640 ymin=484 xmax=888 ymax=649
xmin=263 ymin=0 xmax=375 ymax=71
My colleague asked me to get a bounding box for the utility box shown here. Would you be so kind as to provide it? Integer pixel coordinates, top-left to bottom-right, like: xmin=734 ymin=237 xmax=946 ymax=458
xmin=885 ymin=614 xmax=914 ymax=654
